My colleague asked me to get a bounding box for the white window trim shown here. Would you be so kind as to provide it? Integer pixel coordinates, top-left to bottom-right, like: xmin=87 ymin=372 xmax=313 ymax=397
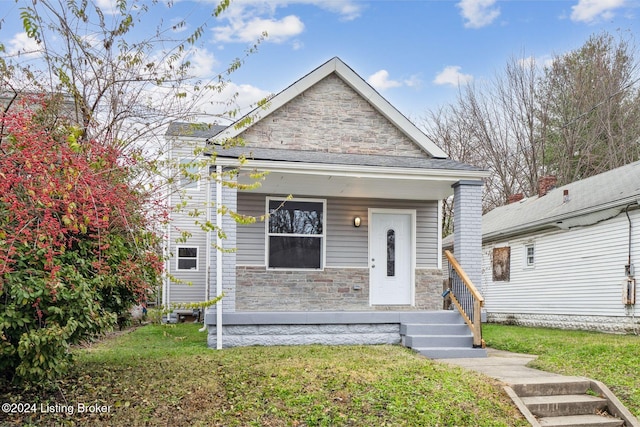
xmin=176 ymin=246 xmax=199 ymax=271
xmin=265 ymin=197 xmax=327 ymax=271
xmin=179 ymin=157 xmax=201 ymax=192
xmin=524 ymin=243 xmax=535 ymax=269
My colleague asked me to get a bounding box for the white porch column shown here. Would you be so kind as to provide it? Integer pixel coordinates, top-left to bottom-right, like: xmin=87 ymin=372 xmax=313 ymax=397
xmin=452 ymin=180 xmax=483 ymax=288
xmin=206 ymin=166 xmax=238 ymax=349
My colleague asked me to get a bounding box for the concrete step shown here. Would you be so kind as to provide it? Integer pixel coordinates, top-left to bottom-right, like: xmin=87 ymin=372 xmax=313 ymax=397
xmin=400 ymin=323 xmax=468 ymax=335
xmin=539 ymin=414 xmax=624 ymax=427
xmin=404 ymin=334 xmax=473 ymax=348
xmin=415 ymin=347 xmax=487 ymax=359
xmin=510 ymin=378 xmax=592 ymax=397
xmin=522 ymin=394 xmax=608 ymax=417
xmin=399 ymin=311 xmax=466 ymax=324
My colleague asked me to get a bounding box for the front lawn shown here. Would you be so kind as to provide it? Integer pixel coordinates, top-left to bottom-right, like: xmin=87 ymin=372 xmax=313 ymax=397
xmin=484 ymin=324 xmax=640 ymax=418
xmin=0 ymin=324 xmax=526 ymax=427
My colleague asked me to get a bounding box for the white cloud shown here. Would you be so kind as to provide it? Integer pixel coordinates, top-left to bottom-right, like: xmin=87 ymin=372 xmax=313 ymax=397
xmin=570 ymin=0 xmax=625 ymax=23
xmin=95 ymin=0 xmax=119 ymax=15
xmin=367 ymin=70 xmax=402 ymax=90
xmin=213 ymin=15 xmax=304 ymax=43
xmin=433 ymin=66 xmax=473 ymax=87
xmin=223 ymin=0 xmax=363 ymax=21
xmin=367 ymin=70 xmax=423 ymax=91
xmin=210 ymin=0 xmax=362 ymax=46
xmin=456 ymin=0 xmax=500 ymax=28
xmin=6 ymin=32 xmax=42 ymax=58
xmin=187 ymin=49 xmax=219 ymax=79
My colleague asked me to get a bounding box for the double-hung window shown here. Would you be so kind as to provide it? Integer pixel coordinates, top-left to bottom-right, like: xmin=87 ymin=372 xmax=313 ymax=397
xmin=267 ymin=198 xmax=325 ymax=269
xmin=176 ymin=246 xmax=199 ymax=271
xmin=525 ymin=244 xmax=535 ymax=267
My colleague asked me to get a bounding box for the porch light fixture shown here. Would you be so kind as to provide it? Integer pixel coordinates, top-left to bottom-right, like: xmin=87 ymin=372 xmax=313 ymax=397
xmin=353 ymin=216 xmax=361 ymax=227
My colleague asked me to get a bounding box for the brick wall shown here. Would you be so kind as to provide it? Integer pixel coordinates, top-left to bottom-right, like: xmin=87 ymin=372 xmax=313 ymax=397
xmin=239 ymin=74 xmax=429 ymax=158
xmin=236 ymin=266 xmax=442 ymax=311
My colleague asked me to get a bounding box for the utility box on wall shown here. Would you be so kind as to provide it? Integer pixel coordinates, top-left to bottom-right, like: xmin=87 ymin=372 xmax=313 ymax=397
xmin=623 ymin=278 xmax=636 ymax=305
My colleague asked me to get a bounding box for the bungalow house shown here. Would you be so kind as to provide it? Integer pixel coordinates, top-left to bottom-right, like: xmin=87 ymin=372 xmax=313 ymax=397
xmin=480 ymin=162 xmax=640 ymax=333
xmin=164 ymin=57 xmax=488 ymax=358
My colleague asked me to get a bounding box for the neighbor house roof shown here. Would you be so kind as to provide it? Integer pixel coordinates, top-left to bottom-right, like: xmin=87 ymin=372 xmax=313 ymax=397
xmin=206 ymin=57 xmax=449 ymax=159
xmin=482 ymin=160 xmax=640 ymax=242
xmin=165 ymin=122 xmax=227 ymax=139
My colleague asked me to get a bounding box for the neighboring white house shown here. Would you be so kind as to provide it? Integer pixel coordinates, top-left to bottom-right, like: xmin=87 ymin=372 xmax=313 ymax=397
xmin=480 ymin=162 xmax=640 ymax=333
xmin=163 ymin=57 xmax=488 ymax=356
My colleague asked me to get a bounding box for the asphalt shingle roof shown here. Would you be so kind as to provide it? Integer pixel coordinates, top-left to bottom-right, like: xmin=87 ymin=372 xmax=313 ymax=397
xmin=166 ymin=121 xmax=483 ymax=172
xmin=482 ymin=160 xmax=640 ymax=241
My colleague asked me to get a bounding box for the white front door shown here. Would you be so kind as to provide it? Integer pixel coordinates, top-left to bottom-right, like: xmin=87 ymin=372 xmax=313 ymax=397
xmin=369 ymin=211 xmax=414 ymax=305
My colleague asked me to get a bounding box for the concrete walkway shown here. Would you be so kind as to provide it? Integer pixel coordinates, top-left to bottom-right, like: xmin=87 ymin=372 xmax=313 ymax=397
xmin=437 ymin=348 xmax=561 ymax=382
xmin=437 ymin=349 xmax=640 ymax=427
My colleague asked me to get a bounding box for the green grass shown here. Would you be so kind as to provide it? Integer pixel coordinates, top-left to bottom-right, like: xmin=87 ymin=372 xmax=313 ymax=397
xmin=0 ymin=324 xmax=526 ymax=427
xmin=484 ymin=324 xmax=640 ymax=418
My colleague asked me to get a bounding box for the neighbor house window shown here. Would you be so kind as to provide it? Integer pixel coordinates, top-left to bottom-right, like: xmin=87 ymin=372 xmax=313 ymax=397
xmin=176 ymin=246 xmax=198 ymax=271
xmin=267 ymin=198 xmax=325 ymax=269
xmin=179 ymin=158 xmax=200 ymax=191
xmin=525 ymin=244 xmax=535 ymax=267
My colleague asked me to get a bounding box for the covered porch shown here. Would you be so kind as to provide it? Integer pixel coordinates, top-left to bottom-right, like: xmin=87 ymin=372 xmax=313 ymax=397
xmin=204 ymin=148 xmax=486 ymax=356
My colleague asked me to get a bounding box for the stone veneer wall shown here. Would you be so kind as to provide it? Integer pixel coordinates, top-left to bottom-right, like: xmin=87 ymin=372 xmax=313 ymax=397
xmin=489 ymin=313 xmax=640 ymax=334
xmin=235 ymin=266 xmax=443 ymax=311
xmin=239 ymin=75 xmax=429 ymax=158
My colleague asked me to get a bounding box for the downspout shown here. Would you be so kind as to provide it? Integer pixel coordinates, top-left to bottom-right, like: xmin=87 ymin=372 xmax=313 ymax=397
xmin=216 ymin=165 xmax=223 ymax=350
xmin=625 ymin=204 xmax=637 ymax=330
xmin=625 ymin=204 xmax=633 ymax=274
xmin=163 ymin=142 xmax=173 ymax=310
xmin=199 ymin=171 xmax=212 ymax=332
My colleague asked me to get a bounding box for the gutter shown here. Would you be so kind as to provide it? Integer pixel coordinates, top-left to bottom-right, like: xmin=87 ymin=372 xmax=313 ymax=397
xmin=199 ymin=172 xmax=212 ymax=333
xmin=213 ymin=157 xmax=490 ymax=181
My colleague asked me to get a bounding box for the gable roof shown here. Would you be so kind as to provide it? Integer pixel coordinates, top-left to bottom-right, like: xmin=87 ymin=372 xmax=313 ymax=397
xmin=482 ymin=160 xmax=640 ymax=241
xmin=209 ymin=57 xmax=449 ymax=159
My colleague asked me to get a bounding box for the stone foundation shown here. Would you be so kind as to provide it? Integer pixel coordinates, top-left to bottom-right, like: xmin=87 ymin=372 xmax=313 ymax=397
xmin=488 ymin=312 xmax=640 ymax=334
xmin=236 ymin=266 xmax=443 ymax=311
xmin=208 ymin=324 xmax=400 ymax=348
xmin=206 ymin=311 xmax=441 ymax=348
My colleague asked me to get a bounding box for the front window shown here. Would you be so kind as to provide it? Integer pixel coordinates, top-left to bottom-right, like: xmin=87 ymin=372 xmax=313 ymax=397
xmin=176 ymin=246 xmax=198 ymax=271
xmin=267 ymin=198 xmax=325 ymax=269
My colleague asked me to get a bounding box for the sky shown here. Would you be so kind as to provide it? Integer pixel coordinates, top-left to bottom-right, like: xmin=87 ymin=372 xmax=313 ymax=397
xmin=2 ymin=0 xmax=640 ymax=123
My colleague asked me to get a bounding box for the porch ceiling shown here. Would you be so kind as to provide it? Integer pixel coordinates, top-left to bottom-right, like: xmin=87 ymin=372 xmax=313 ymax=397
xmin=231 ymin=162 xmax=485 ymax=200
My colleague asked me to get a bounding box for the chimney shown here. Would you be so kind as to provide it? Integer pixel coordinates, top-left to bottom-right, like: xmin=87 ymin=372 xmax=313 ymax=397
xmin=538 ymin=175 xmax=557 ymax=197
xmin=507 ymin=193 xmax=524 ymax=204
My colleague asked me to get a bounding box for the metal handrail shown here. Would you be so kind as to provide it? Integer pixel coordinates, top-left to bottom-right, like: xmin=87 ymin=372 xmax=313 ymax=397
xmin=444 ymin=250 xmax=485 ymax=348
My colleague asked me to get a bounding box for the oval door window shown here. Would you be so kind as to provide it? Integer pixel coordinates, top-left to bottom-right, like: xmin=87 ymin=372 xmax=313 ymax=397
xmin=387 ymin=229 xmax=395 ymax=277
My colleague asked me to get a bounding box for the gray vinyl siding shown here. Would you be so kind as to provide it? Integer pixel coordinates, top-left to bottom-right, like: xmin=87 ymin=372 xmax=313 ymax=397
xmin=236 ymin=193 xmax=267 ymax=265
xmin=166 ymin=136 xmax=209 ymax=303
xmin=482 ymin=209 xmax=639 ymax=317
xmin=236 ymin=193 xmax=439 ymax=268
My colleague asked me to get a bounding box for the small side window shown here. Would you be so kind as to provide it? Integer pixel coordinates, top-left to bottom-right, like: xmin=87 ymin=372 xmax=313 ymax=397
xmin=525 ymin=244 xmax=535 ymax=267
xmin=179 ymin=158 xmax=200 ymax=191
xmin=177 ymin=247 xmax=198 ymax=271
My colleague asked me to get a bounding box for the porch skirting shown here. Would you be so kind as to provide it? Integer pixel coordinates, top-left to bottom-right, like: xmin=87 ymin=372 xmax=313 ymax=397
xmin=205 ymin=311 xmax=435 ymax=348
